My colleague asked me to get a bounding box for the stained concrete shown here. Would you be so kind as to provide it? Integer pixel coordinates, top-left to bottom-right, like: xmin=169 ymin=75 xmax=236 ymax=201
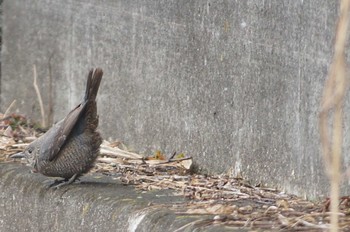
xmin=0 ymin=1 xmax=348 ymax=198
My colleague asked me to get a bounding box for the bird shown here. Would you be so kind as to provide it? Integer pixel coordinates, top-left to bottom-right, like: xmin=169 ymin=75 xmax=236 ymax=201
xmin=11 ymin=68 xmax=103 ymax=188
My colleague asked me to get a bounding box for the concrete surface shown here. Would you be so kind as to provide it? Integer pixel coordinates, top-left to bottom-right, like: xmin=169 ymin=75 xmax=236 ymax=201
xmin=0 ymin=1 xmax=347 ymax=198
xmin=0 ymin=163 xmax=239 ymax=232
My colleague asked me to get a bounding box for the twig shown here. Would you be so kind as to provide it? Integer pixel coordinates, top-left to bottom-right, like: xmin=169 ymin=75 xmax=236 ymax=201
xmin=159 ymin=157 xmax=192 ymax=164
xmin=3 ymin=100 xmax=16 ymax=118
xmin=48 ymin=53 xmax=54 ymax=126
xmin=293 ymin=219 xmax=329 ymax=229
xmin=0 ymin=116 xmax=12 ymax=122
xmin=33 ymin=64 xmax=46 ymax=128
xmin=100 ymin=142 xmax=143 ymax=159
xmin=319 ymin=1 xmax=350 ymax=231
xmin=168 ymin=151 xmax=177 ymax=160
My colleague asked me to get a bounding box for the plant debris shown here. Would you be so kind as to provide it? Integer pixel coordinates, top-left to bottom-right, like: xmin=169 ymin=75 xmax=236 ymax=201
xmin=1 ymin=113 xmax=350 ymax=230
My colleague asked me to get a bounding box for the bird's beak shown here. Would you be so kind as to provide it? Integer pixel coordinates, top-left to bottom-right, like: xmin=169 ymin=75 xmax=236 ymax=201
xmin=10 ymin=152 xmax=25 ymax=159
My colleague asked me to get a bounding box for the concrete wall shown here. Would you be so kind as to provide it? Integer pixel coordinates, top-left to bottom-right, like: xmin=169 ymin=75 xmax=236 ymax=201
xmin=1 ymin=0 xmax=347 ymax=198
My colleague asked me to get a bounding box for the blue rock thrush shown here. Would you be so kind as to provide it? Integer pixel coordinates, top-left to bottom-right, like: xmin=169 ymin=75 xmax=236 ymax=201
xmin=11 ymin=68 xmax=103 ymax=188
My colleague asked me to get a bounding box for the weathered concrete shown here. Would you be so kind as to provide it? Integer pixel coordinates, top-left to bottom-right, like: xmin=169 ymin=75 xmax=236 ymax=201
xmin=0 ymin=1 xmax=347 ymax=198
xmin=0 ymin=163 xmax=238 ymax=232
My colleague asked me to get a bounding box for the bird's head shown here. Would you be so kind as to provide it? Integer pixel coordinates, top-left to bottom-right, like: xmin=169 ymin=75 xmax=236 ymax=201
xmin=11 ymin=142 xmax=40 ymax=172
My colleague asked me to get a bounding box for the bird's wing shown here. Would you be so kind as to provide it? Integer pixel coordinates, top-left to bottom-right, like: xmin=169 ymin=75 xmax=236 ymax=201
xmin=45 ymin=101 xmax=87 ymax=162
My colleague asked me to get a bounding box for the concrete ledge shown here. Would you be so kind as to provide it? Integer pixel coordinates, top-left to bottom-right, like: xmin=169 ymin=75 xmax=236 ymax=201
xmin=0 ymin=163 xmax=232 ymax=232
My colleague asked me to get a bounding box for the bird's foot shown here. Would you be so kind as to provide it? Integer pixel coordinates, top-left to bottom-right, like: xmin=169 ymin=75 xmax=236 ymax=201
xmin=48 ymin=174 xmax=80 ymax=189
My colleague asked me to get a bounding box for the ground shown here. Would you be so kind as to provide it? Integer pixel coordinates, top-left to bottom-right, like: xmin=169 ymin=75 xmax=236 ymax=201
xmin=1 ymin=113 xmax=349 ymax=231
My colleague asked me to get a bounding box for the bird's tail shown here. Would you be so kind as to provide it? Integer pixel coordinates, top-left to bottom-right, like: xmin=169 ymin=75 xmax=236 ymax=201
xmin=85 ymin=68 xmax=103 ymax=102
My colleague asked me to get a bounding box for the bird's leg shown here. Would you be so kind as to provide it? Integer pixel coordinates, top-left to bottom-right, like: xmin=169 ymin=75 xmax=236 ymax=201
xmin=49 ymin=173 xmax=80 ymax=189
